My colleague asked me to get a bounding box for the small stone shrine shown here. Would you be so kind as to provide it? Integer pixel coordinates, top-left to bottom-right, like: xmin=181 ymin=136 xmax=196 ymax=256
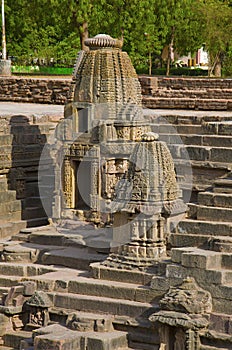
xmin=149 ymin=277 xmax=212 ymax=350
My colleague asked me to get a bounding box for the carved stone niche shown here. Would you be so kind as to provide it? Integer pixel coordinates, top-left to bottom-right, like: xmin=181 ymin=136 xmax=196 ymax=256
xmin=149 ymin=277 xmax=212 ymax=350
xmin=25 ymin=291 xmax=53 ymax=330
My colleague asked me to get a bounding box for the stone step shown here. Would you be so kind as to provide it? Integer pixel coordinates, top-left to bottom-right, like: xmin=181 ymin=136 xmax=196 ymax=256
xmin=155 ymin=90 xmax=232 ymax=99
xmin=214 ymin=176 xmax=232 ymax=193
xmin=48 ymin=291 xmax=157 ymax=318
xmin=3 ymin=330 xmax=32 ymax=349
xmin=209 ymin=312 xmax=232 ymax=335
xmin=171 ymin=247 xmax=222 ymax=270
xmin=202 ymin=121 xmax=232 ymax=136
xmin=170 ymin=232 xmax=212 ymax=248
xmin=198 ymin=192 xmax=232 ymax=208
xmin=177 ymin=219 xmax=232 ymax=236
xmin=200 ymin=346 xmax=229 ymax=350
xmin=25 ymin=183 xmax=40 ymax=197
xmin=202 ymin=135 xmax=232 ymax=148
xmin=0 ymin=347 xmax=16 ymax=350
xmin=33 ymin=324 xmax=128 ymax=350
xmin=152 ymin=123 xmax=202 ymax=135
xmin=200 ymin=331 xmax=232 ymax=350
xmin=0 ymin=220 xmax=27 ymax=239
xmin=159 ymin=133 xmax=232 ymax=148
xmin=0 ymin=275 xmax=24 ymax=288
xmin=23 ymin=196 xmax=46 ymax=207
xmin=26 ymin=217 xmax=49 ymax=228
xmin=0 ymin=134 xmax=13 ymax=146
xmin=147 ymin=112 xmax=232 ymax=126
xmin=0 ymin=211 xmax=22 ymax=223
xmin=196 ymin=205 xmax=232 ymax=222
xmin=49 ymin=308 xmax=114 ymax=332
xmin=221 ymin=253 xmax=232 ymax=268
xmin=0 ymin=178 xmax=8 ymax=192
xmin=28 ymin=270 xmax=158 ymax=304
xmin=166 ymin=263 xmax=232 ymax=285
xmin=142 ymin=96 xmax=232 ymax=111
xmin=166 ymin=144 xmax=232 ymax=164
xmin=40 ymin=246 xmax=107 ymax=270
xmin=0 ymin=191 xmax=17 ymax=203
xmin=0 ymin=262 xmax=59 ymax=277
xmin=22 ymin=206 xmax=47 ymax=220
xmin=0 ymin=201 xmax=21 ymax=216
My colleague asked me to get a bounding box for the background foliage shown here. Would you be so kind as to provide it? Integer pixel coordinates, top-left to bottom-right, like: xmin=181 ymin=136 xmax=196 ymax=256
xmin=1 ymin=0 xmax=232 ymax=76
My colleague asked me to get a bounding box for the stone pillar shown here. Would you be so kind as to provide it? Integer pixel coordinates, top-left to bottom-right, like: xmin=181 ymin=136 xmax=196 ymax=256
xmin=0 ymin=59 xmax=11 ymax=76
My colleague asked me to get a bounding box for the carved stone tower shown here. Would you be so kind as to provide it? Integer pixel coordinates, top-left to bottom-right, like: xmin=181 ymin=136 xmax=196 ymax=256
xmin=60 ymin=34 xmax=149 ymax=223
xmin=50 ymin=34 xmax=186 ymax=271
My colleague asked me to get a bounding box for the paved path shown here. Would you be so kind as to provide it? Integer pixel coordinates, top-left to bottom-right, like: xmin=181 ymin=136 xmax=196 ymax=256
xmin=0 ymin=102 xmax=64 ymax=117
xmin=1 ymin=102 xmax=232 ymax=117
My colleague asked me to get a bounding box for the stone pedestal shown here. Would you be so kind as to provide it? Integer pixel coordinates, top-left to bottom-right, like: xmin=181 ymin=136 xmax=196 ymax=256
xmin=0 ymin=59 xmax=11 ymax=76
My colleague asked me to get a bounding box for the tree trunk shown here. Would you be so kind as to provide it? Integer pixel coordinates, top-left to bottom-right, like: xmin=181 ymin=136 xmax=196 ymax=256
xmin=209 ymin=52 xmax=222 ymax=77
xmin=166 ymin=51 xmax=171 ymax=76
xmin=213 ymin=60 xmax=222 ymax=77
xmin=166 ymin=27 xmax=175 ymax=76
xmin=80 ymin=21 xmax=89 ymax=51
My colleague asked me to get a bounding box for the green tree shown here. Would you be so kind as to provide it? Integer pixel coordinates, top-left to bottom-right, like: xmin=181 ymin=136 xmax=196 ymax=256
xmin=153 ymin=0 xmax=203 ymax=75
xmin=195 ymin=0 xmax=232 ymax=77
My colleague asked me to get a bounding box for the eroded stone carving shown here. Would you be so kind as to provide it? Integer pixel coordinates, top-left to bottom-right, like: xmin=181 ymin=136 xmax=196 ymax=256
xmin=149 ymin=277 xmax=212 ymax=350
xmin=26 ymin=291 xmax=52 ymax=329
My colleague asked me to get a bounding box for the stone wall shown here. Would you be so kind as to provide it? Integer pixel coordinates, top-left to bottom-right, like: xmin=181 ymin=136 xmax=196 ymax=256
xmin=1 ymin=76 xmax=232 ymax=109
xmin=140 ymin=76 xmax=232 ymax=110
xmin=0 ymin=76 xmax=72 ymax=104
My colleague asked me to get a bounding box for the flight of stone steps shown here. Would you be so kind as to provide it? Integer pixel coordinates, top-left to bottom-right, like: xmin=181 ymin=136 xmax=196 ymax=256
xmin=0 ymin=255 xmax=159 ymax=349
xmin=145 ymin=112 xmax=232 ymax=199
xmin=173 ymin=173 xmax=232 ymax=249
xmin=151 ymin=245 xmax=232 ymax=349
xmin=140 ymin=76 xmax=232 ymax=110
xmin=0 ymin=175 xmax=26 ymax=240
xmin=0 ymin=222 xmax=162 ymax=349
xmin=0 ymin=114 xmax=61 ymax=236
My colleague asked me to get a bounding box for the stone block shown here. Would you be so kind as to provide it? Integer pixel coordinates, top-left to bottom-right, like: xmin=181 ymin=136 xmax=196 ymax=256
xmin=218 ymin=123 xmax=232 ymax=136
xmin=68 ymin=278 xmax=137 ymax=302
xmin=214 ymin=194 xmax=232 ymax=208
xmin=0 ymin=263 xmax=26 ymax=276
xmin=212 ymin=297 xmax=232 ymax=314
xmin=34 ymin=330 xmax=81 ymax=350
xmin=51 ymin=291 xmax=153 ymax=318
xmin=4 ymin=286 xmax=23 ymax=306
xmin=170 ymin=232 xmax=210 ymax=248
xmin=3 ymin=330 xmax=32 ymax=349
xmin=171 ymin=247 xmax=196 ymax=263
xmin=67 ymin=312 xmax=113 ymax=332
xmin=186 ymin=146 xmax=211 ymax=161
xmin=181 ymin=250 xmax=222 ymax=269
xmin=22 ymin=281 xmax=37 ymax=296
xmin=203 ymin=135 xmax=232 ymax=148
xmin=0 ymin=314 xmax=10 ymax=336
xmin=177 ymin=219 xmax=232 ymax=236
xmin=86 ymin=331 xmax=128 ymax=350
xmin=198 ymin=192 xmax=214 ymax=206
xmin=150 ymin=276 xmax=170 ymax=292
xmin=210 ymin=313 xmax=232 ymax=334
xmin=197 ymin=206 xmax=232 ymax=222
xmin=90 ymin=262 xmax=154 ymax=285
xmin=210 ymin=148 xmax=232 ymax=163
xmin=166 ymin=264 xmax=189 ymax=280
